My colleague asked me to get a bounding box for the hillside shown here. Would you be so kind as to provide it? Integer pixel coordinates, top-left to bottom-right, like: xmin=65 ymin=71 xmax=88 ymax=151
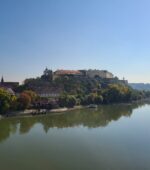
xmin=129 ymin=83 xmax=150 ymax=91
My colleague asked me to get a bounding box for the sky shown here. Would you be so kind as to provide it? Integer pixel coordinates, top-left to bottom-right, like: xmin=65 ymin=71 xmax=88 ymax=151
xmin=0 ymin=0 xmax=150 ymax=83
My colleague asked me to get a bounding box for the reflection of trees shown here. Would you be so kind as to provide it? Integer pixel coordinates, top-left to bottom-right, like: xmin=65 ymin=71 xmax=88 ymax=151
xmin=40 ymin=104 xmax=134 ymax=129
xmin=19 ymin=118 xmax=37 ymax=134
xmin=0 ymin=119 xmax=17 ymax=143
xmin=0 ymin=102 xmax=147 ymax=142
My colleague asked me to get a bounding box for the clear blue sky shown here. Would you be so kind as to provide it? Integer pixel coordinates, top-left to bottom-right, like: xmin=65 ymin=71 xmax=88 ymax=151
xmin=0 ymin=0 xmax=150 ymax=83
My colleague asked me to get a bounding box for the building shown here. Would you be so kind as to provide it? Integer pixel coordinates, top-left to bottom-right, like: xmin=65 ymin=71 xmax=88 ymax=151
xmin=53 ymin=70 xmax=83 ymax=79
xmin=86 ymin=69 xmax=114 ymax=79
xmin=35 ymin=87 xmax=62 ymax=98
xmin=0 ymin=76 xmax=19 ymax=90
xmin=53 ymin=69 xmax=114 ymax=80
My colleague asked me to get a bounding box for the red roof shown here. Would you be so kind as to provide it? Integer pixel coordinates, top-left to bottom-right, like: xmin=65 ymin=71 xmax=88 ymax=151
xmin=55 ymin=70 xmax=81 ymax=75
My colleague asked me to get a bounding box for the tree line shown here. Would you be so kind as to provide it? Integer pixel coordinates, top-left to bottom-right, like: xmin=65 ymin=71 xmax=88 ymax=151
xmin=1 ymin=83 xmax=150 ymax=115
xmin=1 ymin=69 xmax=150 ymax=114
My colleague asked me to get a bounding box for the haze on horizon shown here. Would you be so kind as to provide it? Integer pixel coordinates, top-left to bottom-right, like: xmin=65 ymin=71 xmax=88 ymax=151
xmin=0 ymin=0 xmax=150 ymax=83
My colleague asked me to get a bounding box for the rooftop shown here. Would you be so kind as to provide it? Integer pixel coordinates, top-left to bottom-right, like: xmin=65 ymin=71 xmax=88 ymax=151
xmin=54 ymin=70 xmax=81 ymax=75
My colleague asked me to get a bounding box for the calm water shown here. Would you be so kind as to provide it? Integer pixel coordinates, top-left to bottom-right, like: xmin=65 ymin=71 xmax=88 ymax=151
xmin=0 ymin=103 xmax=150 ymax=170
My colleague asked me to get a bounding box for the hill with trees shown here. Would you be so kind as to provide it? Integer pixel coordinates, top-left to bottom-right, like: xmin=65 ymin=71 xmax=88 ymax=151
xmin=1 ymin=69 xmax=150 ymax=115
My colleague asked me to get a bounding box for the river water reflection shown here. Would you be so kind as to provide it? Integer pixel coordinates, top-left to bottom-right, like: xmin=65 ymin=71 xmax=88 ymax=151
xmin=0 ymin=103 xmax=150 ymax=170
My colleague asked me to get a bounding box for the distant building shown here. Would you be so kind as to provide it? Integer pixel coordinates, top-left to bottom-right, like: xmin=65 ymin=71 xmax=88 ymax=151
xmin=79 ymin=70 xmax=87 ymax=76
xmin=53 ymin=70 xmax=83 ymax=79
xmin=53 ymin=69 xmax=114 ymax=80
xmin=35 ymin=87 xmax=62 ymax=98
xmin=0 ymin=76 xmax=19 ymax=90
xmin=85 ymin=70 xmax=114 ymax=79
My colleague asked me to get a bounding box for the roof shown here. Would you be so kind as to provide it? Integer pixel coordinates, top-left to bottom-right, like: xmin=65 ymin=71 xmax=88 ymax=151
xmin=6 ymin=88 xmax=15 ymax=95
xmin=54 ymin=70 xmax=81 ymax=75
xmin=0 ymin=87 xmax=15 ymax=95
xmin=0 ymin=82 xmax=19 ymax=90
xmin=1 ymin=82 xmax=19 ymax=85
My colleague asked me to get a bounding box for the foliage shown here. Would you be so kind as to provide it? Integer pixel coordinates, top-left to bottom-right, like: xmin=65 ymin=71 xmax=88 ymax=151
xmin=10 ymin=68 xmax=150 ymax=111
xmin=94 ymin=95 xmax=103 ymax=104
xmin=66 ymin=95 xmax=77 ymax=108
xmin=41 ymin=68 xmax=53 ymax=81
xmin=0 ymin=88 xmax=17 ymax=114
xmin=81 ymin=93 xmax=103 ymax=105
xmin=102 ymin=84 xmax=132 ymax=103
xmin=23 ymin=90 xmax=37 ymax=102
xmin=58 ymin=95 xmax=77 ymax=108
xmin=17 ymin=92 xmax=31 ymax=110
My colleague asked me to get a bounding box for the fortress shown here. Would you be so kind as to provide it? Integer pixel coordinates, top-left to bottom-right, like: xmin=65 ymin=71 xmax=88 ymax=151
xmin=53 ymin=69 xmax=114 ymax=80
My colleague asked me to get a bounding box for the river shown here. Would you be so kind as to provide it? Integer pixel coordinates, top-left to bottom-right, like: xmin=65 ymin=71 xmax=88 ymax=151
xmin=0 ymin=102 xmax=150 ymax=170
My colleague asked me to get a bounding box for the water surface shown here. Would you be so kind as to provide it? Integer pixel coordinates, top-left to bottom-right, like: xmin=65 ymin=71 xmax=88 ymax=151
xmin=0 ymin=103 xmax=150 ymax=170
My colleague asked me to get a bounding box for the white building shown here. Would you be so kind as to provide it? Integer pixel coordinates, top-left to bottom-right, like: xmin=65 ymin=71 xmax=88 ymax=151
xmin=86 ymin=69 xmax=114 ymax=79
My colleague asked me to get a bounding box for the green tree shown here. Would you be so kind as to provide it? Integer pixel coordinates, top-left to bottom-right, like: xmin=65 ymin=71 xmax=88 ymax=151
xmin=87 ymin=93 xmax=96 ymax=104
xmin=94 ymin=95 xmax=103 ymax=104
xmin=58 ymin=95 xmax=67 ymax=107
xmin=66 ymin=95 xmax=77 ymax=108
xmin=103 ymin=84 xmax=125 ymax=103
xmin=58 ymin=95 xmax=77 ymax=108
xmin=0 ymin=88 xmax=16 ymax=114
xmin=41 ymin=68 xmax=53 ymax=81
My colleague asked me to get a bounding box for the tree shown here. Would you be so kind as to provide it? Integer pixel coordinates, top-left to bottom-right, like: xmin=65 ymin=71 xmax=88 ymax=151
xmin=0 ymin=88 xmax=17 ymax=114
xmin=66 ymin=95 xmax=77 ymax=108
xmin=102 ymin=84 xmax=125 ymax=103
xmin=58 ymin=95 xmax=67 ymax=107
xmin=87 ymin=93 xmax=96 ymax=104
xmin=58 ymin=95 xmax=77 ymax=108
xmin=41 ymin=68 xmax=53 ymax=81
xmin=94 ymin=95 xmax=103 ymax=104
xmin=17 ymin=93 xmax=31 ymax=110
xmin=23 ymin=90 xmax=37 ymax=103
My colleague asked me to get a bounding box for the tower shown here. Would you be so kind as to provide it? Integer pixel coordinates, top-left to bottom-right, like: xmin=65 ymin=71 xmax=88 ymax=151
xmin=1 ymin=76 xmax=4 ymax=84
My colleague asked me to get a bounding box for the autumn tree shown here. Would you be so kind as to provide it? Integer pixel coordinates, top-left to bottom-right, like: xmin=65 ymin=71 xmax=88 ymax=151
xmin=17 ymin=92 xmax=31 ymax=110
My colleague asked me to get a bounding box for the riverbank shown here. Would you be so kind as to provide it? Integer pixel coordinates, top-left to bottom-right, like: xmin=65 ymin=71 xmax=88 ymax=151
xmin=0 ymin=105 xmax=85 ymax=119
xmin=1 ymin=98 xmax=150 ymax=119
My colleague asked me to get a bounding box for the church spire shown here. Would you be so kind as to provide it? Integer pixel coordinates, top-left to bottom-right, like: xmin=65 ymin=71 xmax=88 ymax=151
xmin=1 ymin=76 xmax=4 ymax=84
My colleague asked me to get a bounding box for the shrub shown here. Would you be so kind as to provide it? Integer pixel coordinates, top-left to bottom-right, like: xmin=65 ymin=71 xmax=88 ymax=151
xmin=17 ymin=93 xmax=31 ymax=110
